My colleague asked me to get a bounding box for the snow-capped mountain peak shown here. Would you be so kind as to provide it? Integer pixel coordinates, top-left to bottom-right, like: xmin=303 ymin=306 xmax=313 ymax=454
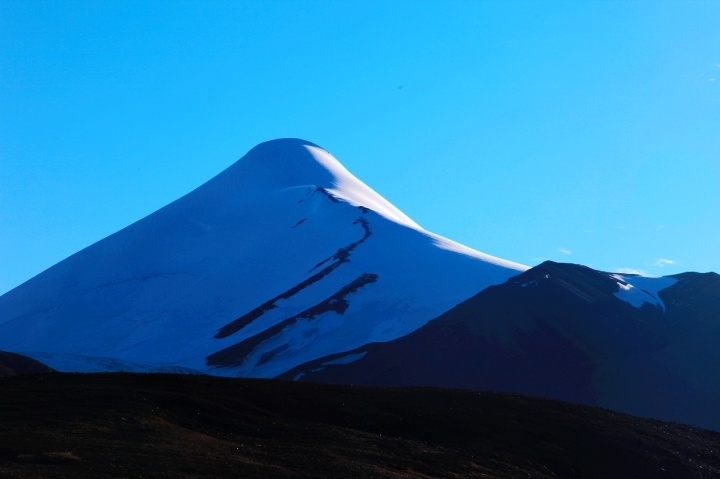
xmin=209 ymin=138 xmax=420 ymax=229
xmin=1 ymin=139 xmax=717 ymax=432
xmin=209 ymin=138 xmax=524 ymax=269
xmin=0 ymin=139 xmax=524 ymax=377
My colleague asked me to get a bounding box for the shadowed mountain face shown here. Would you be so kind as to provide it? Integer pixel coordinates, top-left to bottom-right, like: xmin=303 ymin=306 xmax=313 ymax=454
xmin=1 ymin=373 xmax=719 ymax=479
xmin=285 ymin=262 xmax=720 ymax=431
xmin=0 ymin=351 xmax=54 ymax=378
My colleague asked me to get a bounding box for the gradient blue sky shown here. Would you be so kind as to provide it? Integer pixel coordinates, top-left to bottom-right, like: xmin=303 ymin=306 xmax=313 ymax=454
xmin=1 ymin=1 xmax=719 ymax=294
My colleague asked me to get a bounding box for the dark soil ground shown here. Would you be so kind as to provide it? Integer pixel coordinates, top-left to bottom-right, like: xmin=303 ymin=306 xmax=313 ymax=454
xmin=1 ymin=373 xmax=718 ymax=478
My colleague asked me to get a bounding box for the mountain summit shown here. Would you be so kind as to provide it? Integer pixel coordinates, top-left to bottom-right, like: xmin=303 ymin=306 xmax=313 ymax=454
xmin=0 ymin=139 xmax=525 ymax=376
xmin=207 ymin=138 xmax=516 ymax=262
xmin=199 ymin=139 xmax=420 ymax=229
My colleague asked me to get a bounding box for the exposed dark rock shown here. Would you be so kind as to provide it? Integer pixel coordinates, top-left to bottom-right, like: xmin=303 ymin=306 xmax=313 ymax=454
xmin=215 ymin=214 xmax=373 ymax=340
xmin=207 ymin=273 xmax=379 ymax=368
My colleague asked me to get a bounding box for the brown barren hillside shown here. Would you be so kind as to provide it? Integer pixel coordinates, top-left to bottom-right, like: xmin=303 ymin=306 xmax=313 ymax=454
xmin=0 ymin=373 xmax=718 ymax=479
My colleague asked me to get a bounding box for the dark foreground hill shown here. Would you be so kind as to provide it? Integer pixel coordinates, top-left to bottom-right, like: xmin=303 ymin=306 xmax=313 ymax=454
xmin=0 ymin=351 xmax=54 ymax=377
xmin=1 ymin=373 xmax=719 ymax=479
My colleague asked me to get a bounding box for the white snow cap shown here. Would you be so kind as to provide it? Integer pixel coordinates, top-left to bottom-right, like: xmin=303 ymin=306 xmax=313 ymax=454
xmin=216 ymin=138 xmax=420 ymax=229
xmin=214 ymin=138 xmax=526 ymax=270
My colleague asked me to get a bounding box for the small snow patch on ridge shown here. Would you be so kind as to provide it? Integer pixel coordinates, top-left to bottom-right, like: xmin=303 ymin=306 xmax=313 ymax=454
xmin=610 ymin=274 xmax=677 ymax=311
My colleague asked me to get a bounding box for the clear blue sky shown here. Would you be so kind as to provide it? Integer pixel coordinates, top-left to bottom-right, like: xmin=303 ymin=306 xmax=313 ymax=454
xmin=1 ymin=1 xmax=718 ymax=294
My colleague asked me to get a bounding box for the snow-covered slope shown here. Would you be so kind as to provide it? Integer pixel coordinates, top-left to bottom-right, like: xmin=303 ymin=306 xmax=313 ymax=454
xmin=0 ymin=139 xmax=526 ymax=376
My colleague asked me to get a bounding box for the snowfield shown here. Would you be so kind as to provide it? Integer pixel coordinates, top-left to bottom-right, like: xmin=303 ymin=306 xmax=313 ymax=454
xmin=0 ymin=139 xmax=526 ymax=376
xmin=610 ymin=274 xmax=677 ymax=311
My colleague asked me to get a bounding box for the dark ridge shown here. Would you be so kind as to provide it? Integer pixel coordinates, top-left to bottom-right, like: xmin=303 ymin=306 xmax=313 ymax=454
xmin=216 ymin=215 xmax=373 ymax=339
xmin=1 ymin=372 xmax=719 ymax=479
xmin=215 ymin=259 xmax=344 ymax=339
xmin=309 ymin=216 xmax=371 ymax=272
xmin=309 ymin=254 xmax=333 ymax=271
xmin=317 ymin=187 xmax=340 ymax=203
xmin=299 ymin=273 xmax=378 ymax=318
xmin=290 ymin=218 xmax=306 ymax=228
xmin=519 ymin=261 xmax=621 ymax=303
xmin=207 ymin=273 xmax=379 ymax=368
xmin=662 ymin=272 xmax=720 ymax=318
xmin=333 ymin=217 xmax=371 ymax=263
xmin=0 ymin=351 xmax=54 ymax=378
xmin=281 ymin=346 xmax=370 ymax=379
